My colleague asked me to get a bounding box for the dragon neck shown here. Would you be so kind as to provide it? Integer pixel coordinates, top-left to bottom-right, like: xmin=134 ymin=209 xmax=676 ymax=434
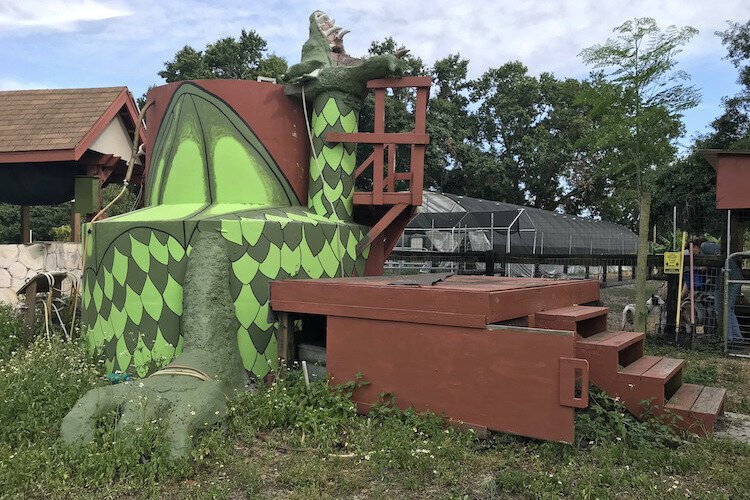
xmin=308 ymin=91 xmax=358 ymax=221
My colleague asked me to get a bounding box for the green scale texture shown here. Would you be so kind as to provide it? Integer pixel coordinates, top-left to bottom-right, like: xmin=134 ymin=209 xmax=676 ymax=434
xmin=82 ymin=82 xmax=369 ymax=379
xmin=308 ymin=93 xmax=358 ymax=221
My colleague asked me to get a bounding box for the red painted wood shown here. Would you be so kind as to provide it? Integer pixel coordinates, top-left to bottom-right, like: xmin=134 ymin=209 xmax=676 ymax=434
xmin=619 ymin=355 xmax=662 ymax=376
xmin=325 ymin=132 xmax=430 ymax=145
xmin=665 ymin=383 xmax=703 ymax=411
xmin=692 ymin=386 xmax=726 ymax=415
xmin=642 ymin=357 xmax=684 ymax=380
xmin=711 ymin=152 xmax=750 ymax=209
xmin=536 ymin=305 xmax=609 ymax=322
xmin=560 ymin=357 xmax=589 ymax=409
xmin=367 ymin=76 xmax=432 ymax=88
xmin=327 ymin=316 xmax=581 ymax=443
xmin=271 ymin=276 xmax=601 ymax=326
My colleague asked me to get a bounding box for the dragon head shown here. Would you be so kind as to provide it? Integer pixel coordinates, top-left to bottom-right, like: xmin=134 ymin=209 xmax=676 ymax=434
xmin=310 ymin=10 xmax=356 ymax=65
xmin=284 ymin=10 xmax=408 ymax=105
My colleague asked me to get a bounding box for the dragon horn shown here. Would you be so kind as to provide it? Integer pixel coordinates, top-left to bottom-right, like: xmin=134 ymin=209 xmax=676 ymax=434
xmin=335 ymin=29 xmax=350 ymax=39
xmin=323 ymin=26 xmax=342 ymax=36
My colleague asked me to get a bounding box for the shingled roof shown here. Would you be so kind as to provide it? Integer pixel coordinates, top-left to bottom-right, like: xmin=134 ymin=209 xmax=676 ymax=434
xmin=0 ymin=86 xmax=128 ymax=153
xmin=0 ymin=86 xmax=140 ymax=163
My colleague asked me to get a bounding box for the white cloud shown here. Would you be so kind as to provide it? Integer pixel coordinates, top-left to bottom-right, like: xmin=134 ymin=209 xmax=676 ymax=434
xmin=0 ymin=0 xmax=130 ymax=31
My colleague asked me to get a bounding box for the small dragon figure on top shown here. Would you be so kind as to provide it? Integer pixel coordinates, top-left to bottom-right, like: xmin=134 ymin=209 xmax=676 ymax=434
xmin=284 ymin=10 xmax=409 ymax=221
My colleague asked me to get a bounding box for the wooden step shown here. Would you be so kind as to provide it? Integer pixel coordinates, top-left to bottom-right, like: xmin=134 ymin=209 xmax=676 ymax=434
xmin=535 ymin=305 xmax=610 ymax=322
xmin=578 ymin=330 xmax=643 ymax=349
xmin=665 ymin=384 xmax=726 ymax=435
xmin=665 ymin=383 xmax=703 ymax=410
xmin=619 ymin=355 xmax=664 ymax=376
xmin=532 ymin=305 xmax=609 ymax=338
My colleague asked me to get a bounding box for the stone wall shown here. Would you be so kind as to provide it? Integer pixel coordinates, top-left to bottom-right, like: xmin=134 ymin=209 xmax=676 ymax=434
xmin=0 ymin=242 xmax=82 ymax=306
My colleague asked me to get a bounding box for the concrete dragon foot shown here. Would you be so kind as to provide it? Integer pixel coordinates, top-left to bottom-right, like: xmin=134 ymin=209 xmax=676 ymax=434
xmin=62 ymin=231 xmax=246 ymax=457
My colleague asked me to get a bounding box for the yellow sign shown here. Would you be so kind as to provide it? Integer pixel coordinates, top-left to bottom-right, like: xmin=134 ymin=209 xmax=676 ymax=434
xmin=664 ymin=252 xmax=681 ymax=274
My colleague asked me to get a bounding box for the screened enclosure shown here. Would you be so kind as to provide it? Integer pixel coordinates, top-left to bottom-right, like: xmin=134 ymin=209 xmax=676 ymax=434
xmin=399 ymin=192 xmax=637 ymax=255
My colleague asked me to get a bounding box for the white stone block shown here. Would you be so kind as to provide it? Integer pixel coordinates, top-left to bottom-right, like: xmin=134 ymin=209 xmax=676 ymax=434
xmin=0 ymin=288 xmax=18 ymax=306
xmin=0 ymin=245 xmax=19 ymax=269
xmin=57 ymin=244 xmax=83 ymax=270
xmin=18 ymin=244 xmax=45 ymax=270
xmin=0 ymin=269 xmax=10 ymax=288
xmin=8 ymin=262 xmax=26 ymax=279
xmin=45 ymin=252 xmax=57 ymax=270
xmin=11 ymin=277 xmax=26 ymax=291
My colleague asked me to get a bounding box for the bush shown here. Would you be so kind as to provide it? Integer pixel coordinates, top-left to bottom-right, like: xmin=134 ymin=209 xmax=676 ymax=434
xmin=50 ymin=224 xmax=71 ymax=242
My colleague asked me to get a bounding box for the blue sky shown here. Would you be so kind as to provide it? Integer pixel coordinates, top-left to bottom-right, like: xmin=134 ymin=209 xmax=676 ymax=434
xmin=0 ymin=0 xmax=744 ymax=146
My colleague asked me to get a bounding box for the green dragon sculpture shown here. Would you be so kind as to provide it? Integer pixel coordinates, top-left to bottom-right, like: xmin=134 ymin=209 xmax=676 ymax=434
xmin=62 ymin=10 xmax=407 ymax=457
xmin=285 ymin=10 xmax=408 ymax=221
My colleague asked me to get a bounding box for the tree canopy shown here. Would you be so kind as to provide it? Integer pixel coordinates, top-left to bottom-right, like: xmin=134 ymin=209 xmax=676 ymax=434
xmin=159 ymin=29 xmax=287 ymax=83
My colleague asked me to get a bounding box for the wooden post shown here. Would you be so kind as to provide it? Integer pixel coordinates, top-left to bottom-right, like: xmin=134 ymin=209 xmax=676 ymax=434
xmin=20 ymin=205 xmax=30 ymax=243
xmin=484 ymin=251 xmax=495 ymax=276
xmin=23 ymin=281 xmax=37 ymax=345
xmin=70 ymin=208 xmax=81 ymax=243
xmin=585 ymin=265 xmax=590 ymax=280
xmin=618 ymin=264 xmax=623 ymax=282
xmin=277 ymin=312 xmax=294 ymax=368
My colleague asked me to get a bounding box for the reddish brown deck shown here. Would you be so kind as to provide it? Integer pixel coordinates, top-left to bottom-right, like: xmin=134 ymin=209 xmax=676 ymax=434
xmin=271 ymin=275 xmax=596 ymax=443
xmin=271 ymin=274 xmax=726 ymax=439
xmin=271 ymin=275 xmax=600 ymax=327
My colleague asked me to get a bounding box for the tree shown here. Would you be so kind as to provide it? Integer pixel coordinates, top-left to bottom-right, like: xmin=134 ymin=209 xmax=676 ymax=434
xmin=579 ymin=18 xmax=700 ymax=331
xmin=650 ymin=20 xmax=750 ymax=245
xmin=468 ymin=62 xmax=595 ymax=209
xmin=159 ymin=30 xmax=287 ymax=83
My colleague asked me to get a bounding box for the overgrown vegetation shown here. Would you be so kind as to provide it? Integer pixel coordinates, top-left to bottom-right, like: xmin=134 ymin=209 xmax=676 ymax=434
xmin=1 ymin=305 xmax=749 ymax=498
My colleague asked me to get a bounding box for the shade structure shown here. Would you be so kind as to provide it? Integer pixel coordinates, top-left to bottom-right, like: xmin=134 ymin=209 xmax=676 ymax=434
xmin=401 ymin=192 xmax=637 ymax=255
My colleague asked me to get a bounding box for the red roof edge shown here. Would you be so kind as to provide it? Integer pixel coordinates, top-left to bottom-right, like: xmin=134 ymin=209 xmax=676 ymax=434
xmin=0 ymin=149 xmax=76 ymax=164
xmin=73 ymin=87 xmax=144 ymax=162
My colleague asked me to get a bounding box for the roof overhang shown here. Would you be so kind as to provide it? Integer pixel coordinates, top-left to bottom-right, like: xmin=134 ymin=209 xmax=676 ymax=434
xmin=0 ymin=87 xmax=144 ymax=165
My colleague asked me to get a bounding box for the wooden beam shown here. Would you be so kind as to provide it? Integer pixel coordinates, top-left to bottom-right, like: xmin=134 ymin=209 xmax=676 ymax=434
xmin=70 ymin=207 xmax=81 ymax=243
xmin=276 ymin=311 xmax=295 ymax=368
xmin=325 ymin=132 xmax=429 ymax=145
xmin=20 ymin=206 xmax=30 ymax=243
xmin=367 ymin=76 xmax=432 ymax=88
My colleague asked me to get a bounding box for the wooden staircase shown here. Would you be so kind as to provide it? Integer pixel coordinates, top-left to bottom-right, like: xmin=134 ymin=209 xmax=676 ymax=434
xmin=531 ymin=305 xmax=726 ymax=435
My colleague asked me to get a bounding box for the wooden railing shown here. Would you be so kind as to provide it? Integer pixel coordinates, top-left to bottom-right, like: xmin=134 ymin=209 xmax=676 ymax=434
xmin=325 ymin=76 xmax=431 ymax=208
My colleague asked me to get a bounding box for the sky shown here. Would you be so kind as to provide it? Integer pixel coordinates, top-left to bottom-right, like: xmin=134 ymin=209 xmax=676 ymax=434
xmin=0 ymin=0 xmax=745 ymax=145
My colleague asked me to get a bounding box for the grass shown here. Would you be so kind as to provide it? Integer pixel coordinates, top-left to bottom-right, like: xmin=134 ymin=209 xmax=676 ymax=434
xmin=1 ymin=299 xmax=750 ymax=498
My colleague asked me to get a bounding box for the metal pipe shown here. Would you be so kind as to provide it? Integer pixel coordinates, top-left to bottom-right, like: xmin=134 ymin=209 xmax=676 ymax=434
xmin=675 ymin=231 xmax=687 ymax=341
xmin=490 ymin=213 xmax=494 ymax=248
xmin=506 ymin=209 xmax=523 ymax=254
xmin=689 ymin=242 xmax=695 ymax=328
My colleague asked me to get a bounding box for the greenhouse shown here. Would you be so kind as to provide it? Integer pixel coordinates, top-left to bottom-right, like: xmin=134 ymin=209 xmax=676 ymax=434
xmin=399 ymin=192 xmax=638 ymax=255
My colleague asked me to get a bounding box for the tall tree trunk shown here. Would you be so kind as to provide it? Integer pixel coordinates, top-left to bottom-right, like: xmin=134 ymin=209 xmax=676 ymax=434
xmin=634 ymin=191 xmax=652 ymax=332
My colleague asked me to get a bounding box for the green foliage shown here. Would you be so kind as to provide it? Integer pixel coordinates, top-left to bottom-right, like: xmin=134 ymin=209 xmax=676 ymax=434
xmin=575 ymin=387 xmax=681 ymax=449
xmin=101 ymin=184 xmax=138 ymax=217
xmin=0 ymin=338 xmax=100 ymax=448
xmin=0 ymin=330 xmax=748 ymax=497
xmin=0 ymin=305 xmax=24 ymax=360
xmin=469 ymin=62 xmax=595 ymax=209
xmin=159 ymin=30 xmax=288 ymax=84
xmin=651 ymin=20 xmax=750 ymax=240
xmin=0 ymin=203 xmax=72 ymax=243
xmin=0 ymin=185 xmax=136 ymax=244
xmin=50 ymin=224 xmax=71 ymax=242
